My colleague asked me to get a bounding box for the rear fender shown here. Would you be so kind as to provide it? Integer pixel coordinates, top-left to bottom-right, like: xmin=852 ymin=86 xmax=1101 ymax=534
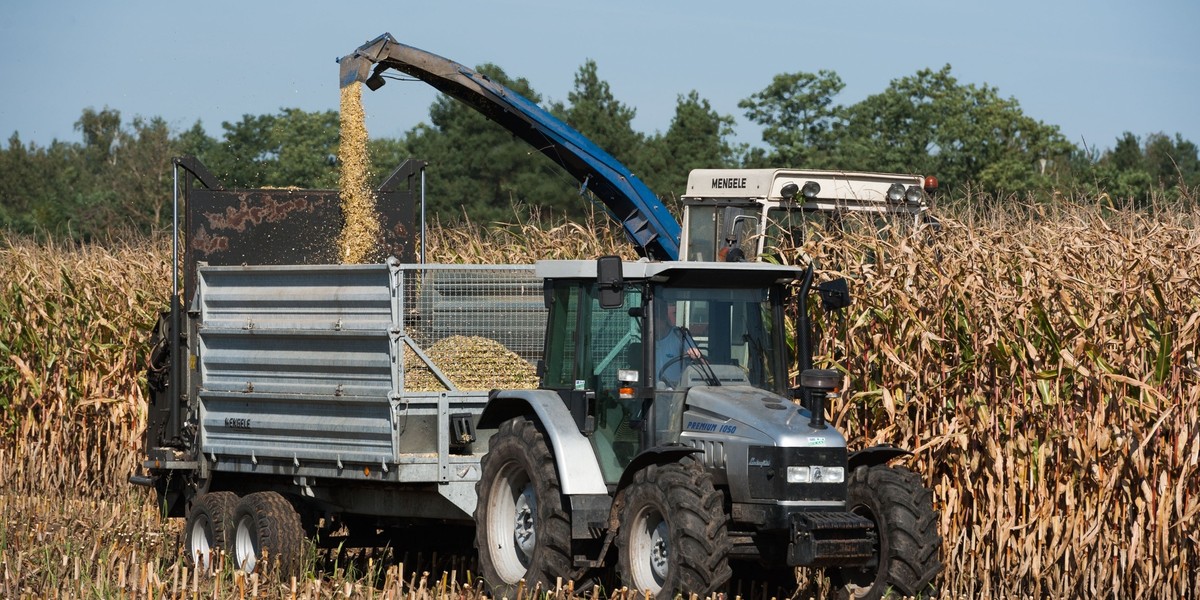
xmin=481 ymin=390 xmax=607 ymax=495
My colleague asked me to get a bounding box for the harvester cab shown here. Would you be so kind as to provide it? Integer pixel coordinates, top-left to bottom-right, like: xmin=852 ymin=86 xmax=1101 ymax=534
xmin=679 ymin=168 xmax=939 ymax=262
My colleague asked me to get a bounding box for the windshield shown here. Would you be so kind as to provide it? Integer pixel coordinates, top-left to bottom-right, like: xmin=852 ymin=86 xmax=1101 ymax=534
xmin=653 ymin=284 xmax=782 ymax=393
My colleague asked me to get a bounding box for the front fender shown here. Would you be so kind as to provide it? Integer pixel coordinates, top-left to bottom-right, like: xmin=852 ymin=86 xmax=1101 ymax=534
xmin=848 ymin=444 xmax=912 ymax=472
xmin=615 ymin=445 xmax=703 ymax=492
xmin=481 ymin=390 xmax=608 ymax=495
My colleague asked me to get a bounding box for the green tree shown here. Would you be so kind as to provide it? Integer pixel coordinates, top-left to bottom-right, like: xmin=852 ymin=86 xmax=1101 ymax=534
xmin=738 ymin=70 xmax=845 ymax=167
xmin=75 ymin=107 xmax=122 ymax=172
xmin=200 ymin=108 xmax=340 ymax=189
xmin=641 ymin=90 xmax=738 ymax=199
xmin=2 ymin=108 xmax=191 ymax=239
xmin=108 ymin=116 xmax=177 ymax=230
xmin=1144 ymin=133 xmax=1199 ymax=189
xmin=0 ymin=133 xmax=78 ymax=236
xmin=1092 ymin=131 xmax=1200 ymax=205
xmin=838 ymin=65 xmax=1072 ymax=196
xmin=551 ymin=60 xmax=646 ymax=173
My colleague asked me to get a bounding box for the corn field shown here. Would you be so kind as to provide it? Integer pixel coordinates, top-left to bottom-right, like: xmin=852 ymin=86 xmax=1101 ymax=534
xmin=1 ymin=201 xmax=1198 ymax=598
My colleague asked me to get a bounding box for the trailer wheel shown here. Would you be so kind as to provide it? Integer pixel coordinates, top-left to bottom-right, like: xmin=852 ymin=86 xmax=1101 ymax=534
xmin=617 ymin=457 xmax=732 ymax=596
xmin=185 ymin=491 xmax=238 ymax=572
xmin=831 ymin=465 xmax=941 ymax=600
xmin=475 ymin=416 xmax=572 ymax=592
xmin=230 ymin=491 xmax=306 ymax=577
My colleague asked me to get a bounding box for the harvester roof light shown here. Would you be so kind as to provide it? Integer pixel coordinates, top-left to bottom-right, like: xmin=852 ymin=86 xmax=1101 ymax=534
xmin=905 ymin=185 xmax=924 ymax=204
xmin=924 ymin=175 xmax=939 ymax=192
xmin=801 ymin=180 xmax=821 ymax=200
xmin=780 ymin=182 xmax=800 ymax=200
xmin=886 ymin=183 xmax=906 ymax=202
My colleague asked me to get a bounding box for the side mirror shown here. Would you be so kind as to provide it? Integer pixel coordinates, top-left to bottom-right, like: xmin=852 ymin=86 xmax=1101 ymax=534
xmin=597 ymin=255 xmax=624 ymax=309
xmin=817 ymin=278 xmax=851 ymax=311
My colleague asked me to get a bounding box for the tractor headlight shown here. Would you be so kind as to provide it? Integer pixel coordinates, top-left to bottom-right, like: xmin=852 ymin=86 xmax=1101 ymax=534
xmin=886 ymin=183 xmax=906 ymax=202
xmin=787 ymin=465 xmax=845 ymax=483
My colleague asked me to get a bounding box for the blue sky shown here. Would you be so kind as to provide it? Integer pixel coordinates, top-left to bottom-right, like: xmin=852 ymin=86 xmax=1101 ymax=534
xmin=2 ymin=0 xmax=1197 ymax=157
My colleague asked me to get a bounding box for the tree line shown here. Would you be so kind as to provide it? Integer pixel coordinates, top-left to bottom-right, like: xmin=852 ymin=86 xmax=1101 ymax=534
xmin=1 ymin=61 xmax=1196 ymax=241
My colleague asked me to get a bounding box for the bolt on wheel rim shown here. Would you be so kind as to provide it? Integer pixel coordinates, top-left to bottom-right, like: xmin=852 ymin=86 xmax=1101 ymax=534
xmin=514 ymin=483 xmax=537 ymax=556
xmin=630 ymin=506 xmax=669 ymax=592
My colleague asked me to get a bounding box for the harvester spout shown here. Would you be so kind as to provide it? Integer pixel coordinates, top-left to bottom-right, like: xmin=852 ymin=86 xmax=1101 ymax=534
xmin=338 ymin=33 xmax=396 ymax=89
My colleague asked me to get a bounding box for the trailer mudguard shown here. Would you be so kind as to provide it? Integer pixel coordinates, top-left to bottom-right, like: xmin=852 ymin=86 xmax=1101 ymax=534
xmin=480 ymin=389 xmax=608 ymax=495
xmin=339 ymin=33 xmax=681 ymax=260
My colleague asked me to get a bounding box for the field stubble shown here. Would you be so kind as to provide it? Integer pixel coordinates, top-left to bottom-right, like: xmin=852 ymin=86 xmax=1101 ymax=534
xmin=1 ymin=201 xmax=1198 ymax=598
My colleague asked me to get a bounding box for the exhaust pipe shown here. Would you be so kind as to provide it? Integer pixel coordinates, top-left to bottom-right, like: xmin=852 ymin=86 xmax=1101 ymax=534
xmin=800 ymin=369 xmax=839 ymax=430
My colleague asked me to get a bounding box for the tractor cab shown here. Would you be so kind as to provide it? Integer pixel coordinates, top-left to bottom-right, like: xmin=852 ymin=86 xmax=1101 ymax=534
xmin=536 ymin=259 xmax=802 ymax=482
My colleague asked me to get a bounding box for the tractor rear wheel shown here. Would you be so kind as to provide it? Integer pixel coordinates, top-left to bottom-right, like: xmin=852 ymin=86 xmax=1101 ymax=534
xmin=184 ymin=491 xmax=238 ymax=572
xmin=475 ymin=417 xmax=572 ymax=594
xmin=831 ymin=465 xmax=941 ymax=599
xmin=617 ymin=457 xmax=732 ymax=596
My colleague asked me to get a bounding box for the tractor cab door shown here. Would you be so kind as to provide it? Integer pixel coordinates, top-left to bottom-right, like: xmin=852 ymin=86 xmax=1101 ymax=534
xmin=541 ymin=280 xmax=646 ymax=483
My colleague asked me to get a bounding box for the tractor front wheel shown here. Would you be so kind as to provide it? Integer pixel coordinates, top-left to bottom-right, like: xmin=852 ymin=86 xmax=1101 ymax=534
xmin=830 ymin=465 xmax=941 ymax=599
xmin=617 ymin=457 xmax=732 ymax=596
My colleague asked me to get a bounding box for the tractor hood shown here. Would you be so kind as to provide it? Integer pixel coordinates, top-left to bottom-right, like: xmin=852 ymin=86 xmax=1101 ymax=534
xmin=680 ymin=386 xmax=847 ymax=450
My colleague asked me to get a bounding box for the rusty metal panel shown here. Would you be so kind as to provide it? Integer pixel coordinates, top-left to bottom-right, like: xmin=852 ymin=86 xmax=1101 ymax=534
xmin=184 ymin=186 xmax=415 ymax=303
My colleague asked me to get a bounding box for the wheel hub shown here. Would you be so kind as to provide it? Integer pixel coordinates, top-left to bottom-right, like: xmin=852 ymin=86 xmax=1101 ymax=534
xmin=514 ymin=484 xmax=537 ymax=556
xmin=189 ymin=519 xmax=213 ymax=570
xmin=649 ymin=520 xmax=669 ymax=581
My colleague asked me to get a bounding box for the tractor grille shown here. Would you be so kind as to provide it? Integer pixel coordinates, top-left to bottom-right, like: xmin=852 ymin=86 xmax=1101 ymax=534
xmin=747 ymin=445 xmax=847 ymax=501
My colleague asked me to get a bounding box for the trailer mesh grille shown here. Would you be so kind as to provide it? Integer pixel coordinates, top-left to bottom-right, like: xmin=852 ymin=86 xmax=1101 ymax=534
xmin=399 ymin=265 xmax=546 ymax=391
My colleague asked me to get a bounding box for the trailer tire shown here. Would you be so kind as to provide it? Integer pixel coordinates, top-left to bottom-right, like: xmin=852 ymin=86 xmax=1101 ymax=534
xmin=617 ymin=457 xmax=732 ymax=596
xmin=230 ymin=491 xmax=306 ymax=577
xmin=830 ymin=465 xmax=941 ymax=600
xmin=185 ymin=491 xmax=238 ymax=572
xmin=475 ymin=416 xmax=572 ymax=593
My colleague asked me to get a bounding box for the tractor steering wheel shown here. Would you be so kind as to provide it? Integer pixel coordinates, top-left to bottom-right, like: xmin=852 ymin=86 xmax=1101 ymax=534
xmin=658 ymin=353 xmax=702 ymax=386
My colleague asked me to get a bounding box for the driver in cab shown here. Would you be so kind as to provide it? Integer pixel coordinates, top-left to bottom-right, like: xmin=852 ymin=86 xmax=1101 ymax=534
xmin=654 ymin=302 xmax=703 ymax=387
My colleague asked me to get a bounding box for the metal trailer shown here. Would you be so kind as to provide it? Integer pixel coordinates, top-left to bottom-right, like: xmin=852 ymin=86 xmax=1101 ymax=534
xmin=188 ymin=260 xmax=547 ymax=523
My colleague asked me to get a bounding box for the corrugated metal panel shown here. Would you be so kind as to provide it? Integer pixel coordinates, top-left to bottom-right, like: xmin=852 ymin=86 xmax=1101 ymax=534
xmin=197 ymin=264 xmax=396 ymax=463
xmin=200 ymin=391 xmax=393 ymax=463
xmin=200 ymin=264 xmax=393 ymax=331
